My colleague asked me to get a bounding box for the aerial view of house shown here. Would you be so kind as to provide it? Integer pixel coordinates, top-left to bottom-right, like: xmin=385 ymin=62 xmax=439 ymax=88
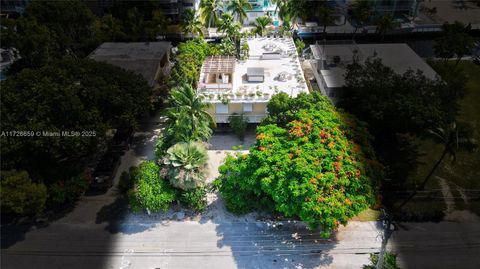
xmin=1 ymin=1 xmax=479 ymax=269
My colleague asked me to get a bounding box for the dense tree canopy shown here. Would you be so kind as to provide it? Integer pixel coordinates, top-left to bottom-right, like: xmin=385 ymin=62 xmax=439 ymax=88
xmin=1 ymin=58 xmax=151 ymax=181
xmin=0 ymin=170 xmax=48 ymax=216
xmin=24 ymin=0 xmax=99 ymax=57
xmin=217 ymin=93 xmax=382 ymax=237
xmin=341 ymin=58 xmax=456 ymax=138
xmin=340 ymin=58 xmax=461 ymax=190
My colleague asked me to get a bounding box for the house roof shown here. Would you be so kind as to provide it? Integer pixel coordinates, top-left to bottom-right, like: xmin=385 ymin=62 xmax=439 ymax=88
xmin=247 ymin=67 xmax=265 ymax=76
xmin=89 ymin=42 xmax=172 ymax=87
xmin=201 ymin=56 xmax=236 ymax=74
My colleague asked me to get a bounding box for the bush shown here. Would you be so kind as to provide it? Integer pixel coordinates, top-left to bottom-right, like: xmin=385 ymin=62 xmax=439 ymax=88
xmin=169 ymin=39 xmax=213 ymax=88
xmin=48 ymin=172 xmax=90 ymax=207
xmin=118 ymin=171 xmax=133 ymax=194
xmin=229 ymin=113 xmax=249 ymax=141
xmin=0 ymin=170 xmax=48 ymax=216
xmin=178 ymin=186 xmax=208 ymax=212
xmin=363 ymin=252 xmax=401 ymax=269
xmin=128 ymin=161 xmax=176 ymax=214
xmin=294 ymin=39 xmax=305 ymax=56
xmin=216 ymin=92 xmax=382 ymax=237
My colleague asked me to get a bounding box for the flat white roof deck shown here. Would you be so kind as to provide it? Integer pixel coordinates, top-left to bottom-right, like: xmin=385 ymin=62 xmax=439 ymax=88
xmin=199 ymin=37 xmax=309 ymax=103
xmin=311 ymin=43 xmax=438 ymax=89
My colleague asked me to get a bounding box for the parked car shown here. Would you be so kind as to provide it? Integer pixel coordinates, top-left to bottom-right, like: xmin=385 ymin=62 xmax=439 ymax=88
xmin=90 ymin=153 xmax=121 ymax=192
xmin=110 ymin=127 xmax=134 ymax=153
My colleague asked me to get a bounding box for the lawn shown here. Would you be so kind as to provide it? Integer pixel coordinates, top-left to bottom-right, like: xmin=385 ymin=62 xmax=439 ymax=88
xmin=406 ymin=61 xmax=480 ymax=215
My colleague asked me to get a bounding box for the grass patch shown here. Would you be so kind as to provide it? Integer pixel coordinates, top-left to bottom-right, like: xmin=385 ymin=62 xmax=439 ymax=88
xmin=352 ymin=208 xmax=381 ymax=221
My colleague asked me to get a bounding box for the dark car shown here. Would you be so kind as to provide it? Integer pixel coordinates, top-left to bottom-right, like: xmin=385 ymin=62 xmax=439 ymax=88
xmin=90 ymin=153 xmax=121 ymax=192
xmin=110 ymin=127 xmax=134 ymax=153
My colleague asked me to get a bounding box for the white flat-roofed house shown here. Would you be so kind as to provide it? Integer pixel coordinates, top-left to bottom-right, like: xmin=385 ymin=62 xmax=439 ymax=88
xmin=308 ymin=41 xmax=438 ymax=103
xmin=198 ymin=37 xmax=309 ymax=123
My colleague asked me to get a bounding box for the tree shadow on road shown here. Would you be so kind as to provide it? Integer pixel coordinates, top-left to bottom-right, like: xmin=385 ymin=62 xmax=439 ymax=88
xmin=199 ymin=195 xmax=335 ymax=269
xmin=95 ymin=196 xmax=156 ymax=234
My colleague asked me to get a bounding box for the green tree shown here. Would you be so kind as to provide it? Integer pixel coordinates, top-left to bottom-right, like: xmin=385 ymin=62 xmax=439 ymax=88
xmin=144 ymin=9 xmax=170 ymax=39
xmin=342 ymin=58 xmax=455 ymax=137
xmin=240 ymin=42 xmax=250 ymax=59
xmin=162 ymin=141 xmax=209 ymax=190
xmin=129 ymin=161 xmax=176 ymax=214
xmin=217 ymin=12 xmax=242 ymax=56
xmin=219 ymin=39 xmax=236 ymax=55
xmin=24 ymin=0 xmax=99 ymax=57
xmin=0 ymin=170 xmax=48 ymax=216
xmin=1 ymin=58 xmax=151 ymax=180
xmin=229 ymin=113 xmax=249 ymax=141
xmin=160 ymin=84 xmax=216 ymax=152
xmin=275 ymin=0 xmax=308 ymax=26
xmin=375 ymin=15 xmax=398 ymax=41
xmin=0 ymin=17 xmax=58 ymax=71
xmin=218 ymin=12 xmax=241 ymax=41
xmin=181 ymin=9 xmax=204 ymax=38
xmin=95 ymin=14 xmax=126 ymax=41
xmin=200 ymin=0 xmax=224 ymax=34
xmin=226 ymin=0 xmax=252 ymax=24
xmin=217 ymin=92 xmax=382 ymax=237
xmin=434 ymin=22 xmax=475 ymax=66
xmin=168 ymin=39 xmax=212 ymax=87
xmin=316 ymin=4 xmax=334 ymax=35
xmin=253 ymin=16 xmax=272 ymax=37
xmin=341 ymin=58 xmax=459 ymax=190
xmin=349 ymin=0 xmax=372 ymax=37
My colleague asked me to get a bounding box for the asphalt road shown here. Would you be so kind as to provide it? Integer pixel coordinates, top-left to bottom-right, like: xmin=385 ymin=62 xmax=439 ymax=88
xmin=2 ymin=218 xmax=480 ymax=269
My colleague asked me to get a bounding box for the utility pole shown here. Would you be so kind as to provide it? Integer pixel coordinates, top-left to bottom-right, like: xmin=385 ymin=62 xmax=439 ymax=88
xmin=376 ymin=209 xmax=395 ymax=269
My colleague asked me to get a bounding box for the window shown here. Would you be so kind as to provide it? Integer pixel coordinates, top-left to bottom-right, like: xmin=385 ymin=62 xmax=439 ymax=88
xmin=243 ymin=103 xmax=253 ymax=113
xmin=216 ymin=104 xmax=228 ymax=114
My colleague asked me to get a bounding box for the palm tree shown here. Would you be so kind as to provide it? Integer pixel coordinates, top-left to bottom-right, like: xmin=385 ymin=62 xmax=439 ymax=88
xmin=283 ymin=0 xmax=308 ymax=27
xmin=349 ymin=0 xmax=372 ymax=37
xmin=163 ymin=141 xmax=208 ymax=190
xmin=254 ymin=16 xmax=272 ymax=37
xmin=200 ymin=0 xmax=224 ymax=35
xmin=375 ymin=14 xmax=398 ymax=41
xmin=164 ymin=84 xmax=216 ymax=144
xmin=218 ymin=12 xmax=242 ymax=56
xmin=181 ymin=9 xmax=204 ymax=37
xmin=397 ymin=122 xmax=477 ymax=209
xmin=227 ymin=0 xmax=252 ymax=25
xmin=217 ymin=12 xmax=237 ymax=36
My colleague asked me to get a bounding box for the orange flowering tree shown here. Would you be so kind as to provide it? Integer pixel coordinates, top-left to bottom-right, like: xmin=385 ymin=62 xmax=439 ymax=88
xmin=216 ymin=92 xmax=383 ymax=237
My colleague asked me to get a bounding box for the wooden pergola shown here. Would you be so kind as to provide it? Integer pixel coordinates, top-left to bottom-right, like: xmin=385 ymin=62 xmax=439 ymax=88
xmin=201 ymin=56 xmax=236 ymax=74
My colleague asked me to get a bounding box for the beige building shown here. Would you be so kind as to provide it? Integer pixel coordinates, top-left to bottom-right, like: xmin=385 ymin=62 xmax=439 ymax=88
xmin=198 ymin=37 xmax=309 ymax=124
